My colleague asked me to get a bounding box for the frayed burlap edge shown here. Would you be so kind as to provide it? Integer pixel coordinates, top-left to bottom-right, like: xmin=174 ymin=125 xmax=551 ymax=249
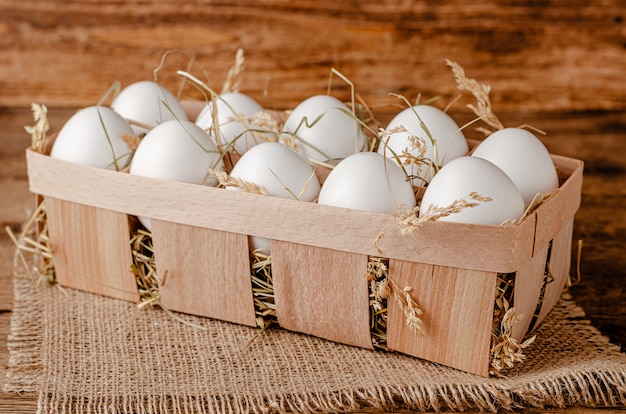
xmin=4 ymin=258 xmax=626 ymax=413
xmin=33 ymin=363 xmax=626 ymax=414
xmin=3 ymin=254 xmax=45 ymax=395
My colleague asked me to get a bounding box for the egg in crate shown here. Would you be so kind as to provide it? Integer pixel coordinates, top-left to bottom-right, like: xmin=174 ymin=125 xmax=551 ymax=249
xmin=318 ymin=151 xmax=416 ymax=214
xmin=49 ymin=106 xmax=134 ymax=170
xmin=129 ymin=120 xmax=224 ymax=231
xmin=377 ymin=104 xmax=469 ymax=186
xmin=282 ymin=94 xmax=367 ymax=163
xmin=228 ymin=141 xmax=321 ymax=254
xmin=471 ymin=127 xmax=559 ymax=205
xmin=419 ymin=156 xmax=525 ymax=225
xmin=111 ymin=80 xmax=188 ymax=136
xmin=195 ymin=92 xmax=268 ymax=154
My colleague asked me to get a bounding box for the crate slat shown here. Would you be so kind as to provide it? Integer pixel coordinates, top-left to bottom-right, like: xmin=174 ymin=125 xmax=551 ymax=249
xmin=152 ymin=219 xmax=257 ymax=327
xmin=386 ymin=261 xmax=496 ymax=377
xmin=510 ymin=243 xmax=550 ymax=341
xmin=271 ymin=241 xmax=373 ymax=349
xmin=532 ymin=156 xmax=583 ymax=255
xmin=534 ymin=219 xmax=575 ymax=327
xmin=46 ymin=197 xmax=138 ymax=302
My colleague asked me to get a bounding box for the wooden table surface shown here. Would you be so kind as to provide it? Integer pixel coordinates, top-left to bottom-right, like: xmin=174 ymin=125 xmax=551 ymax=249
xmin=1 ymin=106 xmax=625 ymax=413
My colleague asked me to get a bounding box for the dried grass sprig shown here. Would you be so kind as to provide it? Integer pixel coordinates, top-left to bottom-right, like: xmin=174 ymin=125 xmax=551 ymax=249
xmin=25 ymin=103 xmax=50 ymax=153
xmin=446 ymin=60 xmax=504 ymax=134
xmin=364 ymin=257 xmax=391 ymax=349
xmin=373 ymin=231 xmax=384 ymax=255
xmin=398 ymin=135 xmax=428 ymax=169
xmin=390 ymin=282 xmax=424 ymax=338
xmin=519 ymin=192 xmax=551 ymax=221
xmin=493 ymin=273 xmax=515 ymax=325
xmin=364 ymin=257 xmax=424 ymax=349
xmin=490 ymin=300 xmax=536 ymax=375
xmin=206 ymin=168 xmax=268 ymax=195
xmin=396 ymin=192 xmax=492 ymax=235
xmin=490 ymin=273 xmax=537 ymax=376
xmin=129 ymin=228 xmax=161 ymax=308
xmin=10 ymin=106 xmax=55 ymax=286
xmin=127 ymin=228 xmax=215 ymax=332
xmin=121 ymin=133 xmax=142 ymax=151
xmin=378 ymin=126 xmax=432 ymax=181
xmin=231 ymin=111 xmax=283 ymax=146
xmin=250 ymin=250 xmax=276 ymax=330
xmin=5 ymin=199 xmax=56 ymax=286
xmin=221 ymin=48 xmax=245 ymax=94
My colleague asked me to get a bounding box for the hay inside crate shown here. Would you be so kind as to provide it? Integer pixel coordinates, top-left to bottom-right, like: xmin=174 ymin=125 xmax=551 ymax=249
xmin=25 ymin=137 xmax=583 ymax=377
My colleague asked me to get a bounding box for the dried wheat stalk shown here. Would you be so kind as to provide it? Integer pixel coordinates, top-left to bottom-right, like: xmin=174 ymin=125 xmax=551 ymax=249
xmin=446 ymin=59 xmax=504 ymax=134
xmin=206 ymin=168 xmax=269 ymax=195
xmin=221 ymin=48 xmax=245 ymax=94
xmin=490 ymin=300 xmax=536 ymax=375
xmin=129 ymin=228 xmax=161 ymax=308
xmin=25 ymin=103 xmax=50 ymax=153
xmin=396 ymin=192 xmax=492 ymax=235
xmin=250 ymin=250 xmax=276 ymax=330
xmin=364 ymin=257 xmax=424 ymax=350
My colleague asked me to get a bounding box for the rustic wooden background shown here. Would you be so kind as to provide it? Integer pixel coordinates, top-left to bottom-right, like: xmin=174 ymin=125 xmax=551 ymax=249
xmin=0 ymin=1 xmax=624 ymax=113
xmin=1 ymin=1 xmax=625 ymax=412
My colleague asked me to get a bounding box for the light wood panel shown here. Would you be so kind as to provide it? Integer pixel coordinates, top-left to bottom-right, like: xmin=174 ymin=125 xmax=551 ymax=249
xmin=152 ymin=219 xmax=257 ymax=327
xmin=386 ymin=261 xmax=496 ymax=377
xmin=45 ymin=197 xmax=138 ymax=302
xmin=535 ymin=219 xmax=575 ymax=328
xmin=510 ymin=244 xmax=550 ymax=342
xmin=271 ymin=241 xmax=373 ymax=349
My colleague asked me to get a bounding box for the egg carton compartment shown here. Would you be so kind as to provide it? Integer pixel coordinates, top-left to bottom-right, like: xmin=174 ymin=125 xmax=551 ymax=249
xmin=25 ymin=134 xmax=583 ymax=376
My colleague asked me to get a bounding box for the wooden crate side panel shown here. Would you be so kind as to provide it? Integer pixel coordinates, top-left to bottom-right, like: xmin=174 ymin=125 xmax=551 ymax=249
xmin=27 ymin=150 xmax=537 ymax=272
xmin=271 ymin=241 xmax=373 ymax=350
xmin=46 ymin=197 xmax=138 ymax=302
xmin=510 ymin=244 xmax=549 ymax=342
xmin=534 ymin=219 xmax=575 ymax=327
xmin=152 ymin=219 xmax=257 ymax=327
xmin=533 ymin=157 xmax=583 ymax=254
xmin=386 ymin=261 xmax=496 ymax=377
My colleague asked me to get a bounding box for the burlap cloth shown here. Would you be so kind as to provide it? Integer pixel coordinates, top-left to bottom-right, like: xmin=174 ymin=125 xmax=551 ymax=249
xmin=4 ymin=261 xmax=626 ymax=413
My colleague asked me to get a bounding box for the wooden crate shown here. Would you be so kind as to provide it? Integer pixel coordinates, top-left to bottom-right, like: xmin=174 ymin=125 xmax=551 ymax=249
xmin=25 ymin=138 xmax=583 ymax=376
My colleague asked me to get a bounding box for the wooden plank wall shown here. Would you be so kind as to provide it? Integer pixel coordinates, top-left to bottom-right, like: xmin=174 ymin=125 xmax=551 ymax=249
xmin=0 ymin=1 xmax=624 ymax=114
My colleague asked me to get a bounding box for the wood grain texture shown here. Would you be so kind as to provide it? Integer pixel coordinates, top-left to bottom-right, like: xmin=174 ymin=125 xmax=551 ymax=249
xmin=532 ymin=156 xmax=583 ymax=255
xmin=386 ymin=261 xmax=496 ymax=377
xmin=510 ymin=244 xmax=549 ymax=342
xmin=45 ymin=197 xmax=138 ymax=302
xmin=152 ymin=219 xmax=257 ymax=326
xmin=271 ymin=240 xmax=373 ymax=349
xmin=535 ymin=219 xmax=575 ymax=328
xmin=25 ymin=148 xmax=582 ymax=273
xmin=0 ymin=1 xmax=624 ymax=114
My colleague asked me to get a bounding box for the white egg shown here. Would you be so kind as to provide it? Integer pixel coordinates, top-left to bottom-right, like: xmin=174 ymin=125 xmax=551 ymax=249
xmin=470 ymin=127 xmax=559 ymax=205
xmin=282 ymin=95 xmax=366 ymax=163
xmin=195 ymin=92 xmax=267 ymax=154
xmin=50 ymin=106 xmax=134 ymax=170
xmin=377 ymin=105 xmax=469 ymax=185
xmin=129 ymin=120 xmax=224 ymax=230
xmin=111 ymin=80 xmax=188 ymax=135
xmin=419 ymin=156 xmax=525 ymax=225
xmin=229 ymin=141 xmax=321 ymax=254
xmin=318 ymin=152 xmax=416 ymax=214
